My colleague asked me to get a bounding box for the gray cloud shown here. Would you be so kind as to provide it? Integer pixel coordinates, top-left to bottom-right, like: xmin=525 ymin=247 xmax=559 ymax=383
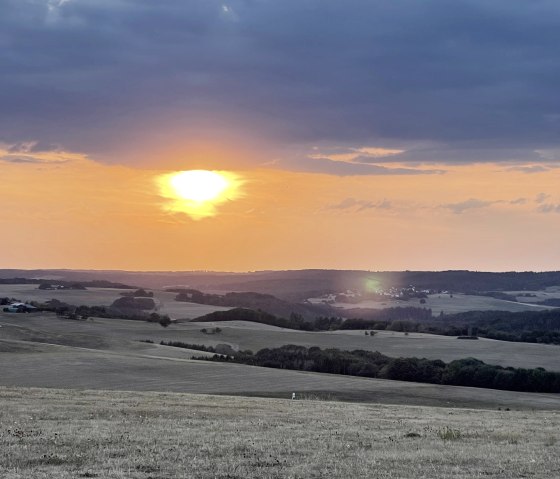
xmin=0 ymin=156 xmax=71 ymax=165
xmin=506 ymin=165 xmax=552 ymax=174
xmin=1 ymin=157 xmax=43 ymax=164
xmin=443 ymin=198 xmax=500 ymax=214
xmin=296 ymin=156 xmax=446 ymax=176
xmin=538 ymin=203 xmax=560 ymax=213
xmin=327 ymin=198 xmax=393 ymax=212
xmin=2 ymin=1 xmax=560 ymax=172
xmin=536 ymin=193 xmax=551 ymax=204
xmin=0 ymin=142 xmax=80 ymax=164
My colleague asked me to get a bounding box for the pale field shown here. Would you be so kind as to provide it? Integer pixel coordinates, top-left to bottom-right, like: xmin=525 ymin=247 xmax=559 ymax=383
xmin=504 ymin=286 xmax=560 ymax=303
xmin=314 ymin=292 xmax=555 ymax=315
xmin=1 ymin=387 xmax=560 ymax=479
xmin=0 ymin=285 xmax=231 ymax=320
xmin=3 ymin=312 xmax=560 ymax=371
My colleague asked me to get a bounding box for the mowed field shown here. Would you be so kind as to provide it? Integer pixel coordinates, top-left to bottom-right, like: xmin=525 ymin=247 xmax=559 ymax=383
xmin=321 ymin=292 xmax=556 ymax=315
xmin=1 ymin=312 xmax=560 ymax=410
xmin=0 ymin=285 xmax=231 ymax=320
xmin=1 ymin=387 xmax=560 ymax=479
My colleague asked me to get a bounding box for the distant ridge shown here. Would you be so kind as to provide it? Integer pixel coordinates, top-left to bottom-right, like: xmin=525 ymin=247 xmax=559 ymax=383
xmin=2 ymin=269 xmax=560 ymax=300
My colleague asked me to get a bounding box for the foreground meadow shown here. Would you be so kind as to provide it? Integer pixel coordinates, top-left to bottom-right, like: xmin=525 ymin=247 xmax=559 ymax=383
xmin=1 ymin=387 xmax=559 ymax=478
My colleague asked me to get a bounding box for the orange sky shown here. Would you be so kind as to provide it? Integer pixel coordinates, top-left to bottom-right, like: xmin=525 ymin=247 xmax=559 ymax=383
xmin=3 ymin=2 xmax=560 ymax=273
xmin=2 ymin=146 xmax=560 ymax=272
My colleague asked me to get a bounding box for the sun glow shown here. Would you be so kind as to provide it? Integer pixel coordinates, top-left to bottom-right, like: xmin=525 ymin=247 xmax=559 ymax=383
xmin=157 ymin=169 xmax=243 ymax=219
xmin=170 ymin=170 xmax=230 ymax=202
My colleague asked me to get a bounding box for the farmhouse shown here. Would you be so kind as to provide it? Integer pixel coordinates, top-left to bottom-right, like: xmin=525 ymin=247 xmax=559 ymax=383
xmin=3 ymin=302 xmax=38 ymax=313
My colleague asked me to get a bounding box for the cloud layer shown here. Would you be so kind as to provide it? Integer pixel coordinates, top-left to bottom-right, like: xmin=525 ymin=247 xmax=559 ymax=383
xmin=2 ymin=1 xmax=560 ymax=172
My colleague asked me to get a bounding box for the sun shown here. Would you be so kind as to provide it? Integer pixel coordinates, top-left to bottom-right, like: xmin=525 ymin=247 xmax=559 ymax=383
xmin=169 ymin=170 xmax=230 ymax=202
xmin=157 ymin=169 xmax=243 ymax=219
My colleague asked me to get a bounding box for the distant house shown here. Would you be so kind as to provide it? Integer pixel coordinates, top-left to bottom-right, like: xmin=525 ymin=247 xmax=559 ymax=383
xmin=3 ymin=302 xmax=38 ymax=313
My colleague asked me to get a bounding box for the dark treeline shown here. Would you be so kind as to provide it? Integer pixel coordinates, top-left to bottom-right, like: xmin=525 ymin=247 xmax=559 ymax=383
xmin=398 ymin=271 xmax=560 ymax=293
xmin=0 ymin=277 xmax=134 ymax=289
xmin=193 ymin=307 xmax=432 ymax=331
xmin=439 ymin=309 xmax=560 ymax=344
xmin=159 ymin=341 xmax=217 ymax=353
xmin=110 ymin=296 xmax=156 ymax=310
xmin=197 ymin=345 xmax=560 ymax=394
xmin=172 ymin=289 xmax=325 ymax=319
xmin=173 ymin=289 xmax=277 ymax=306
xmin=194 ymin=307 xmax=343 ymax=331
xmin=195 ymin=306 xmax=438 ymax=333
xmin=194 ymin=306 xmax=560 ymax=344
xmin=119 ymin=288 xmax=154 ymax=298
xmin=334 ymin=309 xmax=560 ymax=344
xmin=340 ymin=307 xmax=433 ymax=330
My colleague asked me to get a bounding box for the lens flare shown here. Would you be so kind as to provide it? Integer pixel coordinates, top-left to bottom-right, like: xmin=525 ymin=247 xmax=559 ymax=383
xmin=157 ymin=169 xmax=243 ymax=219
xmin=364 ymin=276 xmax=382 ymax=293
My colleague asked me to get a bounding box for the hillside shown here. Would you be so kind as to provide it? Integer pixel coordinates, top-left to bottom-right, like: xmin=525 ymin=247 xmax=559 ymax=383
xmin=1 ymin=312 xmax=560 ymax=409
xmin=172 ymin=289 xmax=327 ymax=319
xmin=1 ymin=387 xmax=559 ymax=479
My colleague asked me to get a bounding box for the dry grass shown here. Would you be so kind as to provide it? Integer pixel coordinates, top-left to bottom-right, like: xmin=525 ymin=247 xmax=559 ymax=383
xmin=1 ymin=387 xmax=559 ymax=478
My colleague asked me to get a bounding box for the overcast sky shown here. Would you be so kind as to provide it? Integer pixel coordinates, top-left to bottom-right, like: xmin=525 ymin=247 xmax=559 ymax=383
xmin=3 ymin=0 xmax=560 ymax=173
xmin=2 ymin=1 xmax=560 ymax=271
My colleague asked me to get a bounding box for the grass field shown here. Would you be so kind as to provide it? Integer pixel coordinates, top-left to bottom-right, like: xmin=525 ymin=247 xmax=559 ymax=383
xmin=1 ymin=312 xmax=560 ymax=410
xmin=504 ymin=286 xmax=560 ymax=303
xmin=3 ymin=312 xmax=560 ymax=371
xmin=1 ymin=387 xmax=559 ymax=478
xmin=322 ymin=292 xmax=556 ymax=315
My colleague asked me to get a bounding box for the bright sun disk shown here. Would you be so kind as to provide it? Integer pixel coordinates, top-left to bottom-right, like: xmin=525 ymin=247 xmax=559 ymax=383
xmin=157 ymin=169 xmax=242 ymax=219
xmin=169 ymin=170 xmax=229 ymax=202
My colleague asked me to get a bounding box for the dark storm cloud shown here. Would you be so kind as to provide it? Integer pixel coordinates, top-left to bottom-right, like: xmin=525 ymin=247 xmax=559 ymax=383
xmin=2 ymin=0 xmax=560 ymax=171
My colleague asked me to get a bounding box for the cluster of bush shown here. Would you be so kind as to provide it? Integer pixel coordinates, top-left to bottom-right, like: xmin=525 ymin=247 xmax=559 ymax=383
xmin=195 ymin=307 xmax=432 ymax=332
xmin=159 ymin=341 xmax=217 ymax=352
xmin=198 ymin=345 xmax=560 ymax=393
xmin=195 ymin=308 xmax=329 ymax=331
xmin=39 ymin=300 xmax=171 ymax=327
xmin=119 ymin=288 xmax=154 ymax=298
xmin=0 ymin=278 xmax=133 ymax=288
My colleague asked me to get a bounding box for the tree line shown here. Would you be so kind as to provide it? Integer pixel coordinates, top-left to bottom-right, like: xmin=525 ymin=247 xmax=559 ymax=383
xmin=195 ymin=345 xmax=560 ymax=393
xmin=194 ymin=306 xmax=560 ymax=344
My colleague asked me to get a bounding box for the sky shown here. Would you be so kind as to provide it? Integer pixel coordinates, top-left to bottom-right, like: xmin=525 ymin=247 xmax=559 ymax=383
xmin=2 ymin=0 xmax=560 ymax=272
